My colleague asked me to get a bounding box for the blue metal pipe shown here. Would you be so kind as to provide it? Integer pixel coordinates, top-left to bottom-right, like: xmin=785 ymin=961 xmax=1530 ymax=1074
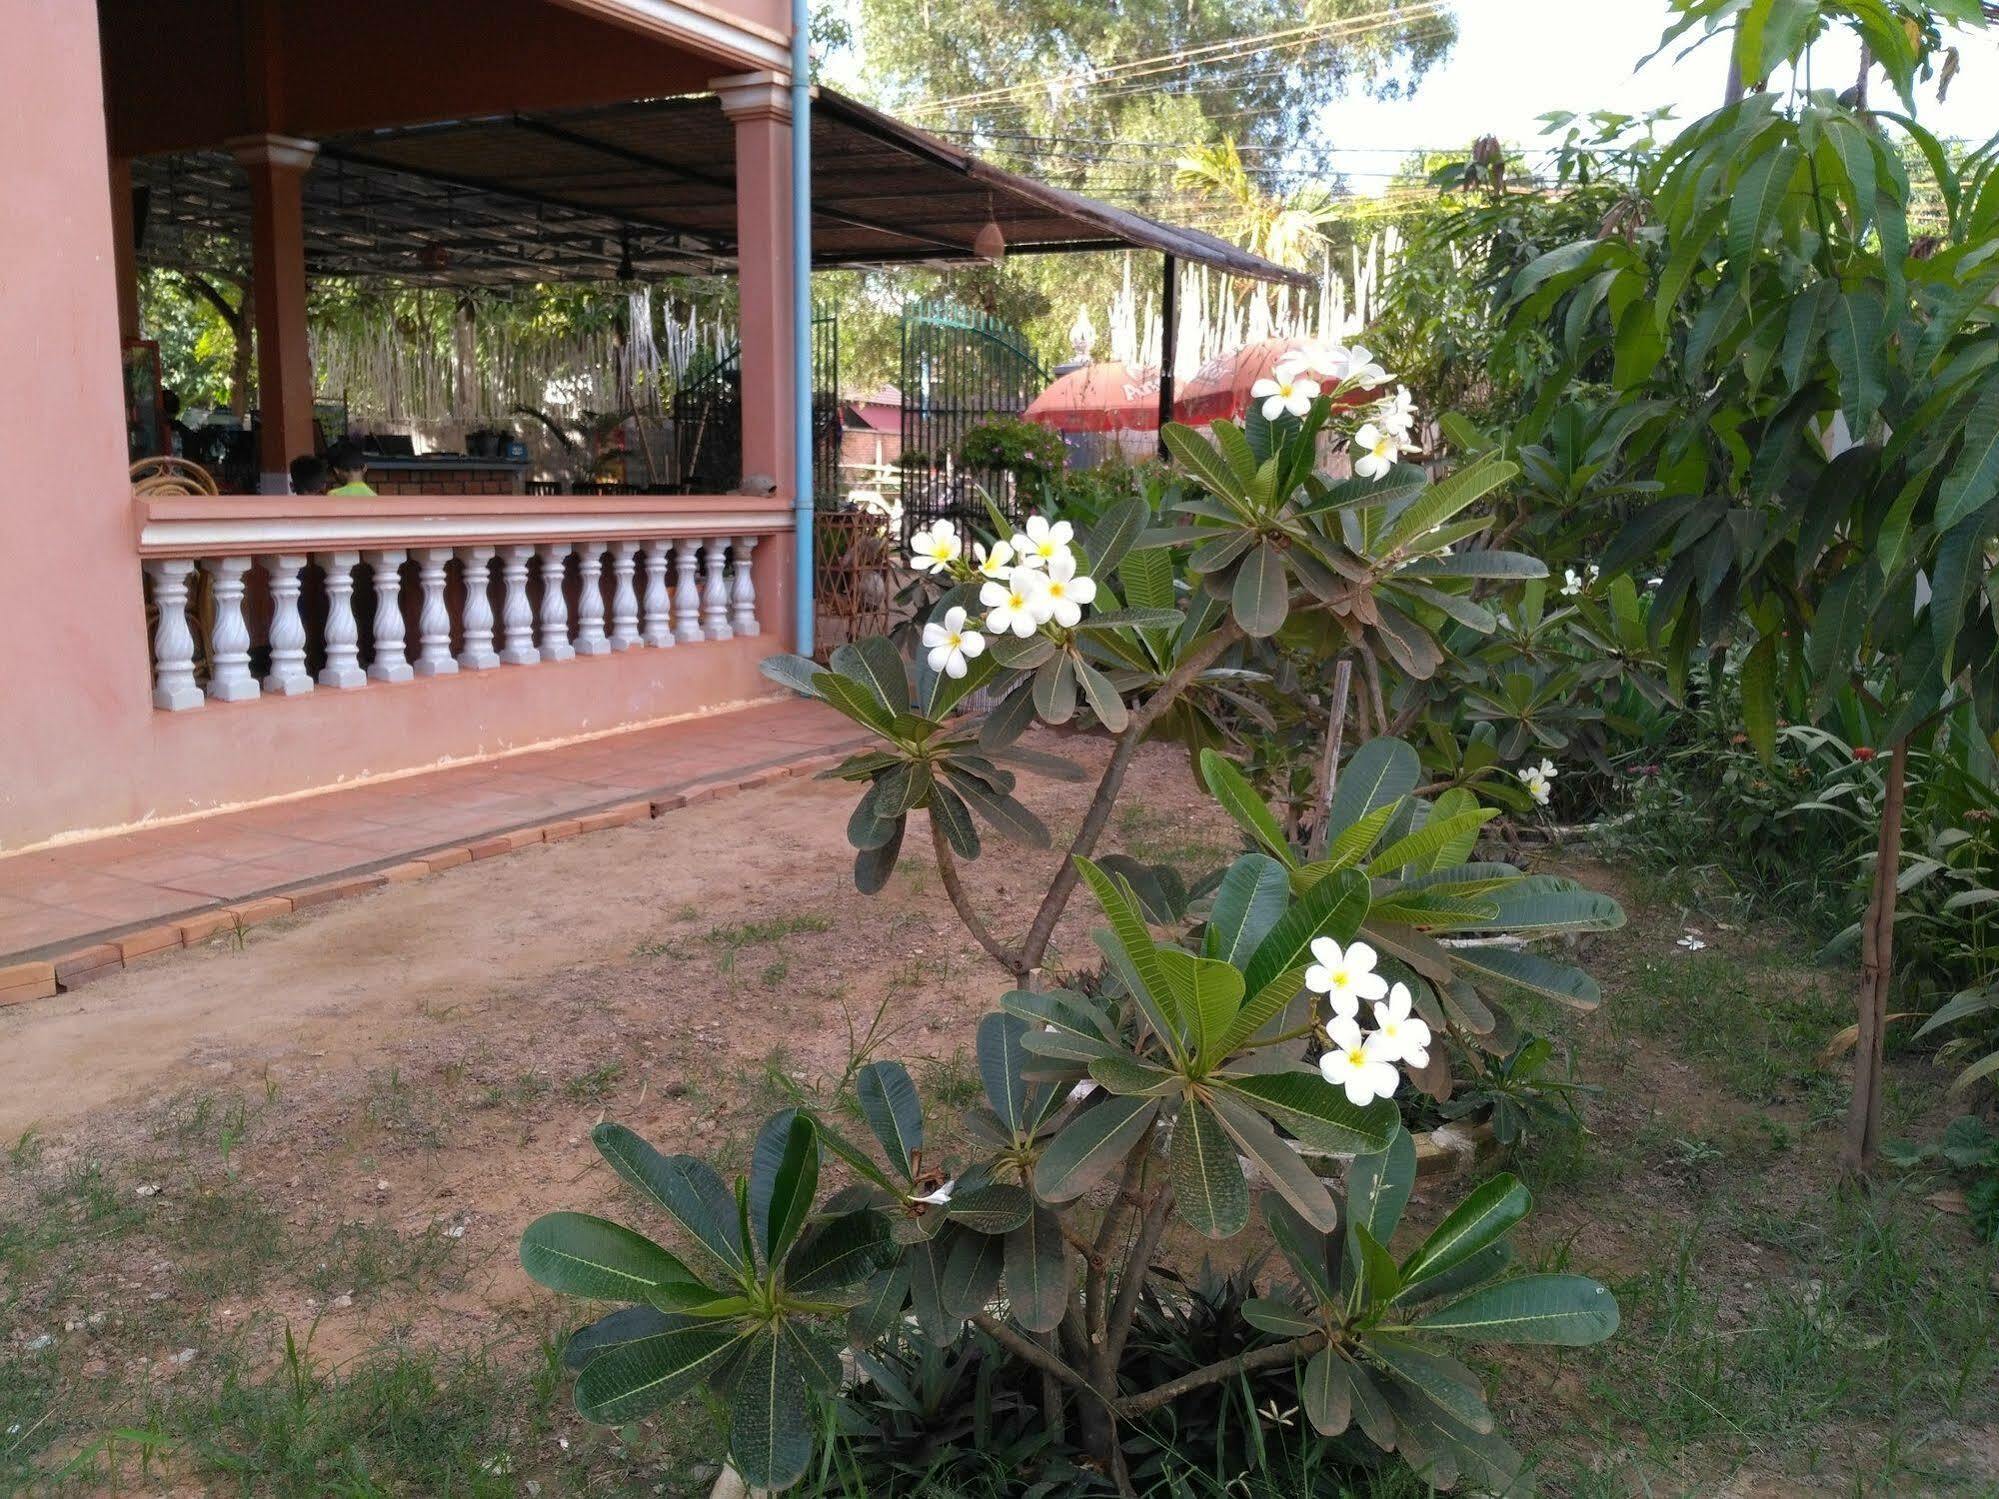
xmin=790 ymin=0 xmax=815 ymax=655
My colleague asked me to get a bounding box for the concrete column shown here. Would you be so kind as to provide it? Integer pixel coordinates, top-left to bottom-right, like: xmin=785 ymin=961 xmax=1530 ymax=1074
xmin=712 ymin=72 xmax=795 ymax=498
xmin=107 ymin=157 xmax=140 ymax=341
xmin=227 ymin=133 xmax=319 ymax=494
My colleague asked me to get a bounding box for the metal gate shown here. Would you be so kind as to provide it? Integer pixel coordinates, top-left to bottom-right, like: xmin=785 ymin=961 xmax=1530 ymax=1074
xmin=899 ymin=297 xmax=1046 ymax=541
xmin=673 ymin=310 xmax=840 ymax=496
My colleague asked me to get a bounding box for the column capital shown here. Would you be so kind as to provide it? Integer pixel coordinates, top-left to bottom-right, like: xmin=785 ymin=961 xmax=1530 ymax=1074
xmin=711 ymin=70 xmax=794 ymax=123
xmin=226 ymin=132 xmax=319 ymax=171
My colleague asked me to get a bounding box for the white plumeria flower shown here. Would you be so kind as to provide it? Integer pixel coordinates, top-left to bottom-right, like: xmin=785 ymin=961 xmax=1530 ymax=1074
xmin=1370 ymin=982 xmax=1432 ymax=1069
xmin=1519 ymin=768 xmax=1552 ymax=807
xmin=909 ymin=519 xmax=961 ymax=574
xmin=1534 ymin=756 xmax=1559 ymax=782
xmin=921 ymin=606 xmax=986 ymax=679
xmin=1352 ymin=423 xmax=1402 ymax=481
xmin=1343 ymin=344 xmax=1389 ymax=387
xmin=1250 ymin=371 xmax=1321 ymax=421
xmin=1010 ymin=514 xmax=1073 ymax=571
xmin=980 ymin=568 xmax=1049 ymax=638
xmin=913 ymin=1179 xmax=956 ymax=1206
xmin=1677 ymin=933 xmax=1708 ymax=952
xmin=1560 ymin=564 xmax=1600 ymax=597
xmin=1377 ymin=386 xmax=1420 ymax=440
xmin=974 ymin=539 xmax=1018 ymax=581
xmin=1039 ymin=549 xmax=1096 ymax=628
xmin=1304 ymin=937 xmax=1389 ymax=1018
xmin=1320 ymin=1014 xmax=1402 ymax=1107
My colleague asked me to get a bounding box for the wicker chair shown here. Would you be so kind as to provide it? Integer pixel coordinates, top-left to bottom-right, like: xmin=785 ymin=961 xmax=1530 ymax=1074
xmin=130 ymin=456 xmax=220 ymax=496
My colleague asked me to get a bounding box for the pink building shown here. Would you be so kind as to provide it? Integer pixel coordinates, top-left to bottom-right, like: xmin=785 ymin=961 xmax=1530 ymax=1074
xmin=0 ymin=0 xmax=1295 ymax=856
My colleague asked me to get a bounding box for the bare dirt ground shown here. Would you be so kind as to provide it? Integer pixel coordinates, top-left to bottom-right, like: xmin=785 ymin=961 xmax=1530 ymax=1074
xmin=1 ymin=734 xmax=1993 ymax=1496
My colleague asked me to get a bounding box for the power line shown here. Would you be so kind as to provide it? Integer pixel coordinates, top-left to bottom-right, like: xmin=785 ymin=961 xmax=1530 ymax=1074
xmin=905 ymin=1 xmax=1453 ymax=116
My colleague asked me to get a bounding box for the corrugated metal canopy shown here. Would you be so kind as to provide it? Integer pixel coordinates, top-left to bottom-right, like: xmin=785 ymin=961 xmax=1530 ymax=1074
xmin=133 ymin=88 xmax=1308 ymax=288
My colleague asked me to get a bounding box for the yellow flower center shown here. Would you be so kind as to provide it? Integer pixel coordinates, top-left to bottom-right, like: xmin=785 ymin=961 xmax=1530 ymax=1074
xmin=1332 ymin=972 xmax=1350 ymax=988
xmin=1346 ymin=1047 xmax=1367 ymax=1066
xmin=1049 ymin=581 xmax=1067 ymax=598
xmin=945 ymin=632 xmax=962 ymax=648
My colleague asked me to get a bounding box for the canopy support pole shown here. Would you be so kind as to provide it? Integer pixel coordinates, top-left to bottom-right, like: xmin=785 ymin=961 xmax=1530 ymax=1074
xmin=791 ymin=0 xmax=815 ymax=656
xmin=1156 ymin=252 xmax=1177 ymax=457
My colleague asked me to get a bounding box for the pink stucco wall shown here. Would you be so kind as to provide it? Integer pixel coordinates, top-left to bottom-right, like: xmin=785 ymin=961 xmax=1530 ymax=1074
xmin=0 ymin=0 xmax=801 ymax=854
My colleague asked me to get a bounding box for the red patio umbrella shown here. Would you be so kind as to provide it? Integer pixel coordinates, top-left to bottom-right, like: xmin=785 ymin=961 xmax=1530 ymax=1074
xmin=1172 ymin=337 xmax=1375 ymax=425
xmin=1023 ymin=360 xmax=1162 ymax=434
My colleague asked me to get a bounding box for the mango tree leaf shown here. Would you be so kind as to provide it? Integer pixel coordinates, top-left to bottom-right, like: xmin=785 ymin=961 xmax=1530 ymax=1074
xmin=1936 ymin=381 xmax=1999 ymax=532
xmin=1412 ymin=1273 xmax=1620 ymax=1345
xmin=1827 ymin=287 xmax=1887 ymax=430
xmin=1741 ymin=633 xmax=1779 ymax=762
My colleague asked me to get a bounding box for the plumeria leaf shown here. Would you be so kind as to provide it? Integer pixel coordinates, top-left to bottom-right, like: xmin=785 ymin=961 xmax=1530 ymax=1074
xmin=1368 ymin=810 xmax=1499 ymax=877
xmin=831 ymin=636 xmax=910 ymax=714
xmin=977 ymin=1012 xmax=1032 ymax=1134
xmin=1306 ymin=802 xmax=1402 ymax=879
xmin=854 ymin=817 xmax=906 ymax=893
xmin=848 ymin=1261 xmax=911 ymax=1345
xmin=938 ymin=1223 xmax=1006 ymax=1320
xmin=1349 ymin=1219 xmax=1403 ymax=1303
xmin=1075 ymin=859 xmax=1183 ymax=1054
xmin=749 ymin=1110 xmax=818 ymax=1264
xmin=927 ymin=649 xmax=1000 ymax=720
xmin=728 ymin=1330 xmax=812 ymax=1490
xmin=562 ymin=1305 xmax=689 ymax=1372
xmin=1086 ymin=495 xmax=1149 ymax=578
xmin=520 ymin=1213 xmax=712 ymax=1305
xmin=1074 ymin=656 xmax=1130 ymax=732
xmin=1265 ymin=1195 xmax=1340 ymax=1303
xmin=1400 ymin=1175 xmax=1531 ymax=1289
xmin=1162 ymin=422 xmax=1250 ymax=503
xmin=812 ymin=670 xmax=899 ymax=737
xmin=1449 ymin=945 xmax=1603 ymax=1009
xmin=1155 ymin=947 xmax=1245 ymax=1061
xmin=856 ymin=1062 xmax=924 ymax=1181
xmin=1032 ymin=653 xmax=1079 ymax=723
xmin=986 ymin=744 xmax=1091 ymax=781
xmin=1347 ymin=1126 xmax=1416 ymax=1243
xmin=788 ymin=1209 xmax=892 ymax=1294
xmin=1327 ymin=738 xmax=1421 ymax=836
xmin=1215 ymin=964 xmax=1311 ymax=1064
xmin=1242 ymin=1296 xmax=1318 ymax=1337
xmin=590 ymin=1125 xmax=744 ymax=1280
xmin=1347 ymin=1359 xmax=1397 ymax=1449
xmin=1218 ymin=1073 xmax=1399 ymax=1157
xmin=1241 ymin=867 xmax=1370 ymax=1000
xmin=1376 ymin=455 xmax=1518 ymax=554
xmin=1208 ymin=1087 xmax=1341 ymax=1231
xmin=1366 ymin=1334 xmax=1494 ymax=1434
xmin=1302 ymin=1348 xmax=1353 ymax=1436
xmin=1088 ymin=1052 xmax=1184 ymax=1096
xmin=1172 ymin=1099 xmax=1250 ymax=1238
xmin=1204 ymin=853 xmax=1292 ymax=968
xmin=1004 ymin=1202 xmax=1072 ymax=1333
xmin=980 ymin=680 xmax=1039 ymax=747
xmin=1394 ymin=1242 xmax=1514 ymax=1308
xmin=573 ymin=1321 xmax=744 ymax=1425
xmin=943 ymin=771 xmax=1050 ymax=847
xmin=1199 ymin=749 xmax=1298 ymax=867
xmin=1413 ymin=1274 xmax=1620 ymax=1345
xmin=759 ymin=653 xmax=824 ymax=699
xmin=1033 ymin=1095 xmax=1160 ymax=1202
xmin=1232 ymin=541 xmax=1291 ymax=637
xmin=928 ymin=783 xmax=981 ymax=859
xmin=1074 ymin=607 xmax=1184 ymax=632
xmin=990 ymin=632 xmax=1057 ymax=670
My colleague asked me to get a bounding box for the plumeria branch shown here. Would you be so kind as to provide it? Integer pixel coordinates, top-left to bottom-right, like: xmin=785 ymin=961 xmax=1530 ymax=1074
xmin=928 ymin=813 xmax=1017 ymax=970
xmin=1117 ymin=1332 xmax=1331 ymax=1417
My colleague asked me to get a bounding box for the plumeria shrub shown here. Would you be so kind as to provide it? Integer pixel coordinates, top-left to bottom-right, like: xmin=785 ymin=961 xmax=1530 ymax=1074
xmin=523 ymin=366 xmax=1626 ymax=1491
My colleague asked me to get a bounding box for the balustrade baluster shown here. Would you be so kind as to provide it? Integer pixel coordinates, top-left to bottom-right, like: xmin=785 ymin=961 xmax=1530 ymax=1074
xmin=672 ymin=540 xmax=703 ymax=644
xmin=574 ymin=543 xmax=610 ymax=655
xmin=700 ymin=537 xmax=733 ymax=642
xmin=413 ymin=548 xmax=459 ymax=677
xmin=457 ymin=546 xmax=501 ymax=669
xmin=259 ymin=553 xmax=313 ymax=696
xmin=536 ymin=543 xmax=575 ymax=662
xmin=497 ymin=546 xmax=539 ymax=665
xmin=641 ymin=541 xmax=675 ymax=648
xmin=203 ymin=556 xmax=259 ymax=702
xmin=608 ymin=541 xmax=642 ymax=650
xmin=730 ymin=535 xmax=761 ymax=637
xmin=316 ymin=550 xmax=367 ymax=688
xmin=364 ymin=549 xmax=413 ymax=683
xmin=144 ymin=558 xmax=203 ymax=711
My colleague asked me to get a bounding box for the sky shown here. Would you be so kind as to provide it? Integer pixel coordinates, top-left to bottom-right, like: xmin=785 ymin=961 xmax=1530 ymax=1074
xmin=1313 ymin=0 xmax=1998 ymax=194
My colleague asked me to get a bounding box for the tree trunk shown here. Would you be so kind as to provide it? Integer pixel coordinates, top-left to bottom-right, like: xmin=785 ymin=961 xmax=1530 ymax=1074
xmin=230 ymin=285 xmax=254 ymax=421
xmin=1844 ymin=737 xmax=1908 ymax=1174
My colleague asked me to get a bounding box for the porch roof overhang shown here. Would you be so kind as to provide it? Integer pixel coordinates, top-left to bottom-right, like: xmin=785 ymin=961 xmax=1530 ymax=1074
xmin=131 ymin=88 xmax=1309 ymax=289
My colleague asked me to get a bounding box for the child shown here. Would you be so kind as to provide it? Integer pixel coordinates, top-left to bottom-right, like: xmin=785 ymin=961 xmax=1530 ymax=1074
xmin=289 ymin=454 xmax=329 ymax=495
xmin=326 ymin=442 xmax=376 ymax=497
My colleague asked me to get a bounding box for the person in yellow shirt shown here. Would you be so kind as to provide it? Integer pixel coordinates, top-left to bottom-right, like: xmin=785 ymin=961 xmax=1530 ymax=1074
xmin=326 ymin=441 xmax=376 ymax=497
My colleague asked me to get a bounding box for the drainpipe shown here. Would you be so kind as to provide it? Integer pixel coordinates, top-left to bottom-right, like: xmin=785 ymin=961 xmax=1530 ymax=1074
xmin=790 ymin=0 xmax=815 ymax=656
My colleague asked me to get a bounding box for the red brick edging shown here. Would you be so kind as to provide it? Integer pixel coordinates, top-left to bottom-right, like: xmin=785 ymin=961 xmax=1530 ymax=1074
xmin=0 ymin=748 xmax=853 ymax=1008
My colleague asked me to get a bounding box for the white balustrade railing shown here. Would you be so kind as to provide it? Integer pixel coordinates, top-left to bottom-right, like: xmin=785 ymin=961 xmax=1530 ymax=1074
xmin=141 ymin=535 xmax=771 ymax=712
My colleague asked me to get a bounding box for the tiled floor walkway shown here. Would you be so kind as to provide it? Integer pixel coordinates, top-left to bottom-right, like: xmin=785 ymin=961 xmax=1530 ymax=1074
xmin=0 ymin=698 xmax=860 ymax=987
